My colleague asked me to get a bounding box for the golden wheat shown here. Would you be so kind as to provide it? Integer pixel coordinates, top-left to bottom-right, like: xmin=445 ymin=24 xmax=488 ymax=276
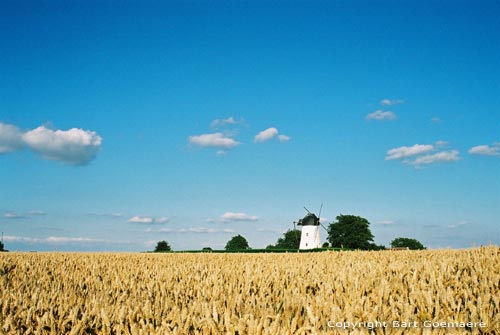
xmin=1 ymin=247 xmax=499 ymax=334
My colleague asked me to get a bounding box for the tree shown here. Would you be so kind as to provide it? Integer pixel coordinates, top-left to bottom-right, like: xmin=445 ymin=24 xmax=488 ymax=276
xmin=327 ymin=214 xmax=374 ymax=250
xmin=225 ymin=235 xmax=250 ymax=251
xmin=0 ymin=240 xmax=4 ymax=252
xmin=391 ymin=237 xmax=425 ymax=250
xmin=274 ymin=229 xmax=301 ymax=249
xmin=154 ymin=240 xmax=172 ymax=252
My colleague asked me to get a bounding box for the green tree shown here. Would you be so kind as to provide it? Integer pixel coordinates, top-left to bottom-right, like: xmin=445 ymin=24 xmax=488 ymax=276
xmin=225 ymin=234 xmax=250 ymax=251
xmin=327 ymin=214 xmax=374 ymax=250
xmin=274 ymin=229 xmax=301 ymax=249
xmin=391 ymin=237 xmax=425 ymax=250
xmin=154 ymin=240 xmax=172 ymax=252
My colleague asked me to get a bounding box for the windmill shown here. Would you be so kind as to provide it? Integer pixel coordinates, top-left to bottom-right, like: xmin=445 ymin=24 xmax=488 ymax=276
xmin=295 ymin=205 xmax=327 ymax=250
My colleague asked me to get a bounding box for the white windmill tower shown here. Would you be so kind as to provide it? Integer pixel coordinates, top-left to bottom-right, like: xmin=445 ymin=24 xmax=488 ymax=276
xmin=296 ymin=206 xmax=323 ymax=250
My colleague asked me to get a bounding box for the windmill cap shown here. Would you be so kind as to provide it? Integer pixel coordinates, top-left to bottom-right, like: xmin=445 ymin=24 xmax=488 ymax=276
xmin=297 ymin=213 xmax=320 ymax=226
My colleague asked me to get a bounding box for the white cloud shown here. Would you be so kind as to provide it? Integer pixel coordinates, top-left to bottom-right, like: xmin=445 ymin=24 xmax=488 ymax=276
xmin=223 ymin=228 xmax=236 ymax=233
xmin=255 ymin=127 xmax=279 ymax=142
xmin=435 ymin=140 xmax=449 ymax=148
xmin=366 ymin=110 xmax=397 ymax=121
xmin=187 ymin=227 xmax=217 ymax=233
xmin=278 ymin=134 xmax=291 ymax=142
xmin=188 ymin=132 xmax=240 ymax=149
xmin=385 ymin=144 xmax=434 ymax=160
xmin=447 ymin=221 xmax=469 ymax=229
xmin=3 ymin=235 xmax=103 ymax=244
xmin=0 ymin=123 xmax=24 ymax=153
xmin=378 ymin=220 xmax=396 ymax=225
xmin=22 ymin=125 xmax=102 ymax=165
xmin=431 ymin=117 xmax=441 ymax=123
xmin=210 ymin=117 xmax=238 ymax=128
xmin=220 ymin=212 xmax=258 ymax=222
xmin=380 ymin=99 xmax=404 ymax=106
xmin=129 ymin=216 xmax=169 ymax=224
xmin=155 ymin=217 xmax=169 ymax=224
xmin=129 ymin=216 xmax=154 ymax=223
xmin=28 ymin=210 xmax=47 ymax=216
xmin=407 ymin=150 xmax=460 ymax=166
xmin=254 ymin=127 xmax=291 ymax=143
xmin=4 ymin=211 xmax=25 ymax=219
xmin=468 ymin=143 xmax=500 ymax=156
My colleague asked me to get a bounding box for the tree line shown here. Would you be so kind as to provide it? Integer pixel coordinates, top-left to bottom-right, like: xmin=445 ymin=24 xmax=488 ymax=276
xmin=154 ymin=214 xmax=425 ymax=252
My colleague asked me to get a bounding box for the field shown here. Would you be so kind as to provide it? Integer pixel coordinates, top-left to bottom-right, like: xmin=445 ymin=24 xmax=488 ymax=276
xmin=1 ymin=247 xmax=499 ymax=334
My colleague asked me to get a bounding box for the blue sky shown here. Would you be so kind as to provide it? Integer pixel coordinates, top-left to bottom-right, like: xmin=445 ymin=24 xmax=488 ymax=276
xmin=1 ymin=0 xmax=499 ymax=251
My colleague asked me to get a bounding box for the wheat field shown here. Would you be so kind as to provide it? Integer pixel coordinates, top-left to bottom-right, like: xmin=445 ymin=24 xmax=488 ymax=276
xmin=1 ymin=247 xmax=499 ymax=335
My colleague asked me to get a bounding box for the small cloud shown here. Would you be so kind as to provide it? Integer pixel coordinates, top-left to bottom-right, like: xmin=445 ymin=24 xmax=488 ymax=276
xmin=0 ymin=123 xmax=24 ymax=153
xmin=254 ymin=127 xmax=290 ymax=143
xmin=158 ymin=228 xmax=173 ymax=233
xmin=210 ymin=117 xmax=240 ymax=128
xmin=468 ymin=143 xmax=500 ymax=156
xmin=129 ymin=216 xmax=169 ymax=224
xmin=86 ymin=212 xmax=123 ymax=219
xmin=206 ymin=218 xmax=216 ymax=223
xmin=387 ymin=143 xmax=460 ymax=167
xmin=129 ymin=216 xmax=154 ymax=223
xmin=188 ymin=227 xmax=217 ymax=233
xmin=278 ymin=134 xmax=291 ymax=142
xmin=431 ymin=117 xmax=441 ymax=123
xmin=216 ymin=150 xmax=227 ymax=156
xmin=28 ymin=210 xmax=47 ymax=216
xmin=435 ymin=140 xmax=449 ymax=148
xmin=378 ymin=220 xmax=396 ymax=225
xmin=255 ymin=127 xmax=279 ymax=142
xmin=223 ymin=228 xmax=236 ymax=233
xmin=447 ymin=221 xmax=469 ymax=229
xmin=380 ymin=99 xmax=404 ymax=106
xmin=220 ymin=212 xmax=258 ymax=222
xmin=188 ymin=133 xmax=240 ymax=149
xmin=406 ymin=150 xmax=460 ymax=166
xmin=155 ymin=217 xmax=169 ymax=224
xmin=386 ymin=144 xmax=434 ymax=160
xmin=366 ymin=110 xmax=397 ymax=121
xmin=4 ymin=211 xmax=26 ymax=219
xmin=3 ymin=235 xmax=105 ymax=244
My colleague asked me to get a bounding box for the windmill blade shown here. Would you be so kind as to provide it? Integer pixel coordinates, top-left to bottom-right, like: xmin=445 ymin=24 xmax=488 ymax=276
xmin=317 ymin=203 xmax=323 ymax=224
xmin=320 ymin=223 xmax=329 ymax=232
xmin=303 ymin=206 xmax=311 ymax=214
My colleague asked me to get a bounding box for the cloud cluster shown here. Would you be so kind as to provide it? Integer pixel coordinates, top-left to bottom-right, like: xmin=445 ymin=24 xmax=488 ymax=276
xmin=0 ymin=122 xmax=102 ymax=165
xmin=254 ymin=127 xmax=291 ymax=143
xmin=386 ymin=142 xmax=460 ymax=167
xmin=366 ymin=98 xmax=404 ymax=121
xmin=188 ymin=117 xmax=291 ymax=155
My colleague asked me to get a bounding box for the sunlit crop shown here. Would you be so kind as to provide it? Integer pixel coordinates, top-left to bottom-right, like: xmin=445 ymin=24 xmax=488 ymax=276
xmin=1 ymin=247 xmax=499 ymax=334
